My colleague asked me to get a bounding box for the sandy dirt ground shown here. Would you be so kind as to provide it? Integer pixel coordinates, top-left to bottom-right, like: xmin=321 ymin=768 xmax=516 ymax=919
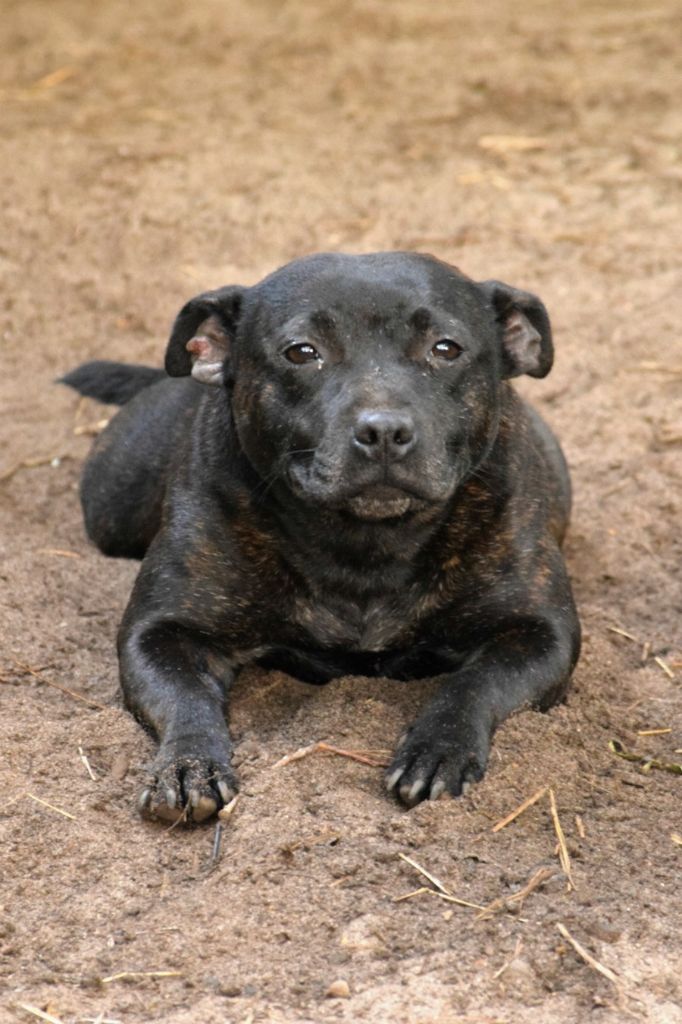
xmin=1 ymin=1 xmax=681 ymax=1022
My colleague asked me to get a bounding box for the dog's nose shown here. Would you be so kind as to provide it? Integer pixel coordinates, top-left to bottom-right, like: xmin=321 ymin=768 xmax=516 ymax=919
xmin=353 ymin=410 xmax=417 ymax=461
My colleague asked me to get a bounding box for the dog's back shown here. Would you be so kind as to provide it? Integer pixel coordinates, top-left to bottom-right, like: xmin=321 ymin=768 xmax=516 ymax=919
xmin=64 ymin=364 xmax=200 ymax=559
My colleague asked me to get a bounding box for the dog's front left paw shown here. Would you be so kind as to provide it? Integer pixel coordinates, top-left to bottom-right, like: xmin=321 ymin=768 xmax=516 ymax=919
xmin=386 ymin=715 xmax=490 ymax=807
xmin=139 ymin=740 xmax=238 ymax=824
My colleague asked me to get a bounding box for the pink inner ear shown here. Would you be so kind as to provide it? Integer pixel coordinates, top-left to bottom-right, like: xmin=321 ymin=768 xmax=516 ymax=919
xmin=185 ymin=317 xmax=230 ymax=384
xmin=186 ymin=316 xmax=230 ymax=362
xmin=186 ymin=336 xmax=214 ymax=360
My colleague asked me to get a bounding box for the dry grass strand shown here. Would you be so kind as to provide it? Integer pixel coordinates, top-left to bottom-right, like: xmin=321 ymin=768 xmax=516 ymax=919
xmin=549 ymin=788 xmax=575 ymax=889
xmin=26 ymin=792 xmax=77 ymax=821
xmin=100 ymin=970 xmax=182 ymax=984
xmin=556 ymin=922 xmax=619 ymax=986
xmin=17 ymin=1006 xmax=66 ymax=1024
xmin=491 ymin=786 xmax=548 ymax=832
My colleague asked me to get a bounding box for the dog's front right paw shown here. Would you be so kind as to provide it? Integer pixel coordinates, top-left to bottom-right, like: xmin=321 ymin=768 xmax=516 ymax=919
xmin=139 ymin=740 xmax=238 ymax=824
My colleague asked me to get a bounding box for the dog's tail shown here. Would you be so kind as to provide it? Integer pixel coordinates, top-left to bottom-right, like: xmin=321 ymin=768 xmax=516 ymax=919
xmin=60 ymin=361 xmax=166 ymax=405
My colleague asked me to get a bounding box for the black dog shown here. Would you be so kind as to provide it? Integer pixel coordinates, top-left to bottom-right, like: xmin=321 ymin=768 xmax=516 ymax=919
xmin=63 ymin=252 xmax=580 ymax=823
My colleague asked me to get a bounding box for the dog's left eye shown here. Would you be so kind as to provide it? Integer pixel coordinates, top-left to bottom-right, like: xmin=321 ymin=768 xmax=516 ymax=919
xmin=431 ymin=339 xmax=463 ymax=361
xmin=283 ymin=343 xmax=322 ymax=365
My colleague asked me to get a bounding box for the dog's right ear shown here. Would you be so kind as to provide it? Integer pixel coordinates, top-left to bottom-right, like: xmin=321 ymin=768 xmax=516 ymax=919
xmin=164 ymin=286 xmax=245 ymax=385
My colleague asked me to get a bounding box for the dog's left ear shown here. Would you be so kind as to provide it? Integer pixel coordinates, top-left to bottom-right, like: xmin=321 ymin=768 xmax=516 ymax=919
xmin=164 ymin=285 xmax=245 ymax=385
xmin=479 ymin=281 xmax=553 ymax=379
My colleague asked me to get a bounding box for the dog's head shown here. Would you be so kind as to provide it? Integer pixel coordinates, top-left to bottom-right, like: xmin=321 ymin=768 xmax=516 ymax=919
xmin=165 ymin=253 xmax=553 ymax=521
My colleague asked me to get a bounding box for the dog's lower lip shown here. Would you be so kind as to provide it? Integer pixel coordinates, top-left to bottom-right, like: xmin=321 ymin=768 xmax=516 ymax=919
xmin=346 ymin=487 xmax=413 ymax=520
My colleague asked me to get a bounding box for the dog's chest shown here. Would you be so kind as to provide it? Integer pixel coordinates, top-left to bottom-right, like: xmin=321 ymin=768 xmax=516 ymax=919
xmin=292 ymin=589 xmax=418 ymax=652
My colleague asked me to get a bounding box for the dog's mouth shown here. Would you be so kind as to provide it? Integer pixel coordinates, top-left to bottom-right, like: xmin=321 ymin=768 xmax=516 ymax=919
xmin=344 ymin=486 xmax=415 ymax=521
xmin=286 ymin=457 xmax=452 ymax=519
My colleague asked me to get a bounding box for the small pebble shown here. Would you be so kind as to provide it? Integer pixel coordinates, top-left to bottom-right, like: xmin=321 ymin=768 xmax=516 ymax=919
xmin=325 ymin=979 xmax=350 ymax=999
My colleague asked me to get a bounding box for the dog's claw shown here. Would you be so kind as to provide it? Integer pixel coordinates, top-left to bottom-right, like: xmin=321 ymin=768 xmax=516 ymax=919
xmin=217 ymin=780 xmax=236 ymax=804
xmin=429 ymin=779 xmax=447 ymax=801
xmin=188 ymin=790 xmax=218 ymax=822
xmin=395 ymin=777 xmax=427 ymax=806
xmin=386 ymin=767 xmax=403 ymax=792
xmin=139 ymin=785 xmax=183 ymax=822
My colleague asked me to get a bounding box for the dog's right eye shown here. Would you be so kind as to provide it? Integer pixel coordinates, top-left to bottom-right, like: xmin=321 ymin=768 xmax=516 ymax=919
xmin=283 ymin=343 xmax=322 ymax=365
xmin=431 ymin=339 xmax=463 ymax=361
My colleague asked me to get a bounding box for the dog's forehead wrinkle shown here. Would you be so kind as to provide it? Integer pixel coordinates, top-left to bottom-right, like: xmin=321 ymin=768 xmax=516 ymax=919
xmin=309 ymin=308 xmax=338 ymax=335
xmin=410 ymin=305 xmax=434 ymax=332
xmin=280 ymin=312 xmax=312 ymax=339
